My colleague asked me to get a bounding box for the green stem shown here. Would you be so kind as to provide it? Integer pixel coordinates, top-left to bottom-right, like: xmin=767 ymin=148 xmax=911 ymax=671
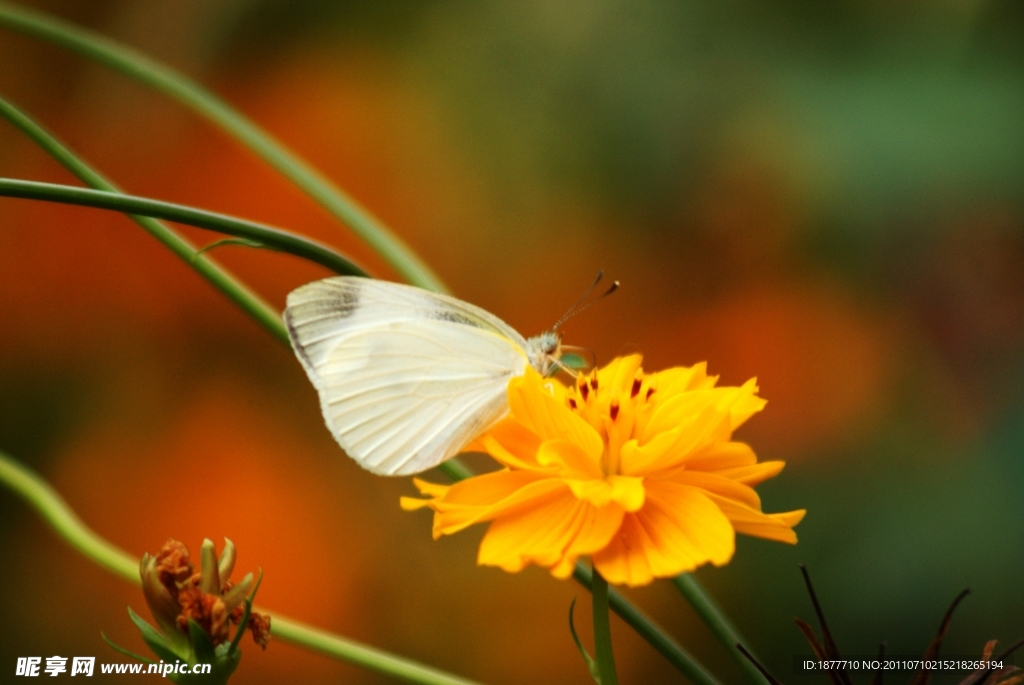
xmin=436 ymin=458 xmax=475 ymax=483
xmin=0 ymin=1 xmax=446 ymax=293
xmin=271 ymin=617 xmax=483 ymax=685
xmin=0 ymin=94 xmax=289 ymax=345
xmin=591 ymin=570 xmax=619 ymax=685
xmin=0 ymin=450 xmax=138 ymax=582
xmin=0 ymin=450 xmax=484 ymax=685
xmin=574 ymin=565 xmax=720 ymax=685
xmin=0 ymin=179 xmax=368 ymax=278
xmin=672 ymin=574 xmax=768 ymax=685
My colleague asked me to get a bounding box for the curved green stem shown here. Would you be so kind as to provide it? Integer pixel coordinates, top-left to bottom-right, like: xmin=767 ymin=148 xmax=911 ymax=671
xmin=591 ymin=570 xmax=619 ymax=685
xmin=0 ymin=179 xmax=368 ymax=278
xmin=0 ymin=94 xmax=289 ymax=345
xmin=573 ymin=564 xmax=720 ymax=685
xmin=672 ymin=574 xmax=768 ymax=685
xmin=0 ymin=450 xmax=138 ymax=581
xmin=0 ymin=0 xmax=447 ymax=293
xmin=0 ymin=450 xmax=484 ymax=685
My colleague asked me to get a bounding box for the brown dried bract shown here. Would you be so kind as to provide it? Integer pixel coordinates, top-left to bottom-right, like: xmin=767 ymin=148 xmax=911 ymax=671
xmin=248 ymin=612 xmax=272 ymax=650
xmin=154 ymin=539 xmax=194 ymax=590
xmin=177 ymin=585 xmax=231 ymax=646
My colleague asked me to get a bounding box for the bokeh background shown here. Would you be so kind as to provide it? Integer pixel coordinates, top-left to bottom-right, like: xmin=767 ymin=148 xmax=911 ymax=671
xmin=1 ymin=1 xmax=1023 ymax=682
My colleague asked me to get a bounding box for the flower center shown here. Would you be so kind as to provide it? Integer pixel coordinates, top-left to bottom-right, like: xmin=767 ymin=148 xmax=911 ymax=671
xmin=564 ymin=368 xmax=657 ymax=476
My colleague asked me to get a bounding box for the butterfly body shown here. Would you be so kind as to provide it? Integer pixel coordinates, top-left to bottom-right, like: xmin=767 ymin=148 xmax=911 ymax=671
xmin=284 ymin=277 xmax=560 ymax=476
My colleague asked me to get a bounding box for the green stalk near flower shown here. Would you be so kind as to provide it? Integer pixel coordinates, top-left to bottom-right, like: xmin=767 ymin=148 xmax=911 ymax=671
xmin=0 ymin=94 xmax=289 ymax=345
xmin=591 ymin=570 xmax=620 ymax=685
xmin=672 ymin=574 xmax=770 ymax=685
xmin=0 ymin=1 xmax=446 ymax=294
xmin=0 ymin=179 xmax=369 ymax=278
xmin=0 ymin=451 xmax=484 ymax=685
xmin=573 ymin=564 xmax=720 ymax=685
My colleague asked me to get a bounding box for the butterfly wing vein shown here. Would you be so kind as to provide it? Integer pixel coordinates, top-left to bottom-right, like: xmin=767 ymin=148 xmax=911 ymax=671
xmin=285 ymin=277 xmax=531 ymax=475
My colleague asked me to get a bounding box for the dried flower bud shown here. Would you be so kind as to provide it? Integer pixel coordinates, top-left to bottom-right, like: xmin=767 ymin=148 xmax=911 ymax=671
xmin=122 ymin=538 xmax=270 ymax=684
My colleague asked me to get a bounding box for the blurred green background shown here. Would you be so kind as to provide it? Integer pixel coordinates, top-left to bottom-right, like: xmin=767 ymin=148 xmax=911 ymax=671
xmin=1 ymin=0 xmax=1023 ymax=682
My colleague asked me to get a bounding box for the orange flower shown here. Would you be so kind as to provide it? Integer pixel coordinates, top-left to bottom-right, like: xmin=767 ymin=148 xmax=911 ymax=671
xmin=402 ymin=355 xmax=805 ymax=586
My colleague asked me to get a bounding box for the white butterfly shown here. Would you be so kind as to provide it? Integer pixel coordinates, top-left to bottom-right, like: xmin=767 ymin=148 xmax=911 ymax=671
xmin=284 ymin=276 xmax=563 ymax=476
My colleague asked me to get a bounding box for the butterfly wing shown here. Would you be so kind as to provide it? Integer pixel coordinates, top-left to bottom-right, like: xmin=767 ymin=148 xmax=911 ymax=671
xmin=284 ymin=277 xmax=531 ymax=475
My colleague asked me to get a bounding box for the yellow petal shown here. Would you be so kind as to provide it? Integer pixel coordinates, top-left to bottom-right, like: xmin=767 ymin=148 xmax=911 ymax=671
xmin=473 ymin=418 xmax=544 ymax=468
xmin=715 ymin=460 xmax=786 ymax=486
xmin=632 ymin=406 xmax=732 ymax=475
xmin=430 ymin=470 xmax=533 ymax=506
xmin=478 ymin=492 xmax=625 ymax=574
xmin=596 ymin=354 xmax=643 ymax=394
xmin=641 ymin=391 xmax=718 ymax=442
xmin=400 ymin=497 xmax=433 ymax=511
xmin=727 ymin=378 xmax=767 ymax=429
xmin=429 ymin=472 xmax=560 ymax=537
xmin=508 ymin=368 xmax=604 ymax=457
xmin=619 ymin=430 xmax=681 ymax=476
xmin=477 ymin=433 xmax=550 ymax=472
xmin=706 ymin=493 xmax=804 ymax=544
xmin=680 ymin=441 xmax=758 ymax=472
xmin=592 ymin=481 xmax=735 ymax=586
xmin=411 ymin=478 xmax=450 ymax=498
xmin=671 ymin=471 xmax=762 ymax=509
xmin=607 ymin=475 xmax=646 ymax=512
xmin=537 ymin=439 xmax=603 ymax=478
xmin=566 ymin=475 xmax=645 ymax=512
xmin=652 ymin=363 xmax=715 ymax=395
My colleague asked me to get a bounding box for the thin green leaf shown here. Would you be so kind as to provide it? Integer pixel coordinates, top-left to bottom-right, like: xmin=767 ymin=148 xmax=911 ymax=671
xmin=229 ymin=569 xmax=264 ymax=655
xmin=101 ymin=631 xmax=155 ymax=664
xmin=127 ymin=606 xmax=184 ymax=663
xmin=568 ymin=598 xmax=601 ymax=684
xmin=188 ymin=619 xmax=217 ymax=664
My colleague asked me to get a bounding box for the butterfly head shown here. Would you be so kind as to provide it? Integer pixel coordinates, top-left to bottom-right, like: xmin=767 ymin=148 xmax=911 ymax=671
xmin=526 ymin=330 xmax=562 ymax=376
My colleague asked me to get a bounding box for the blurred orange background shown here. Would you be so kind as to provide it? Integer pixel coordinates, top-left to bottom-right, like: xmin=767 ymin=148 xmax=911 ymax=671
xmin=2 ymin=1 xmax=1024 ymax=683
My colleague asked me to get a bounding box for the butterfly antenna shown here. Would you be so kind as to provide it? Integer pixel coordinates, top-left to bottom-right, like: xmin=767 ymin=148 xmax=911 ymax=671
xmin=551 ymin=271 xmax=619 ymax=331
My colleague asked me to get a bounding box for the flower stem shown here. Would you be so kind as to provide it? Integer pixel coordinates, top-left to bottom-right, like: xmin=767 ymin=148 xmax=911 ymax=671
xmin=591 ymin=570 xmax=619 ymax=685
xmin=0 ymin=94 xmax=289 ymax=345
xmin=0 ymin=449 xmax=138 ymax=582
xmin=0 ymin=0 xmax=447 ymax=294
xmin=573 ymin=564 xmax=720 ymax=685
xmin=0 ymin=450 xmax=485 ymax=685
xmin=672 ymin=574 xmax=769 ymax=685
xmin=0 ymin=178 xmax=368 ymax=278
